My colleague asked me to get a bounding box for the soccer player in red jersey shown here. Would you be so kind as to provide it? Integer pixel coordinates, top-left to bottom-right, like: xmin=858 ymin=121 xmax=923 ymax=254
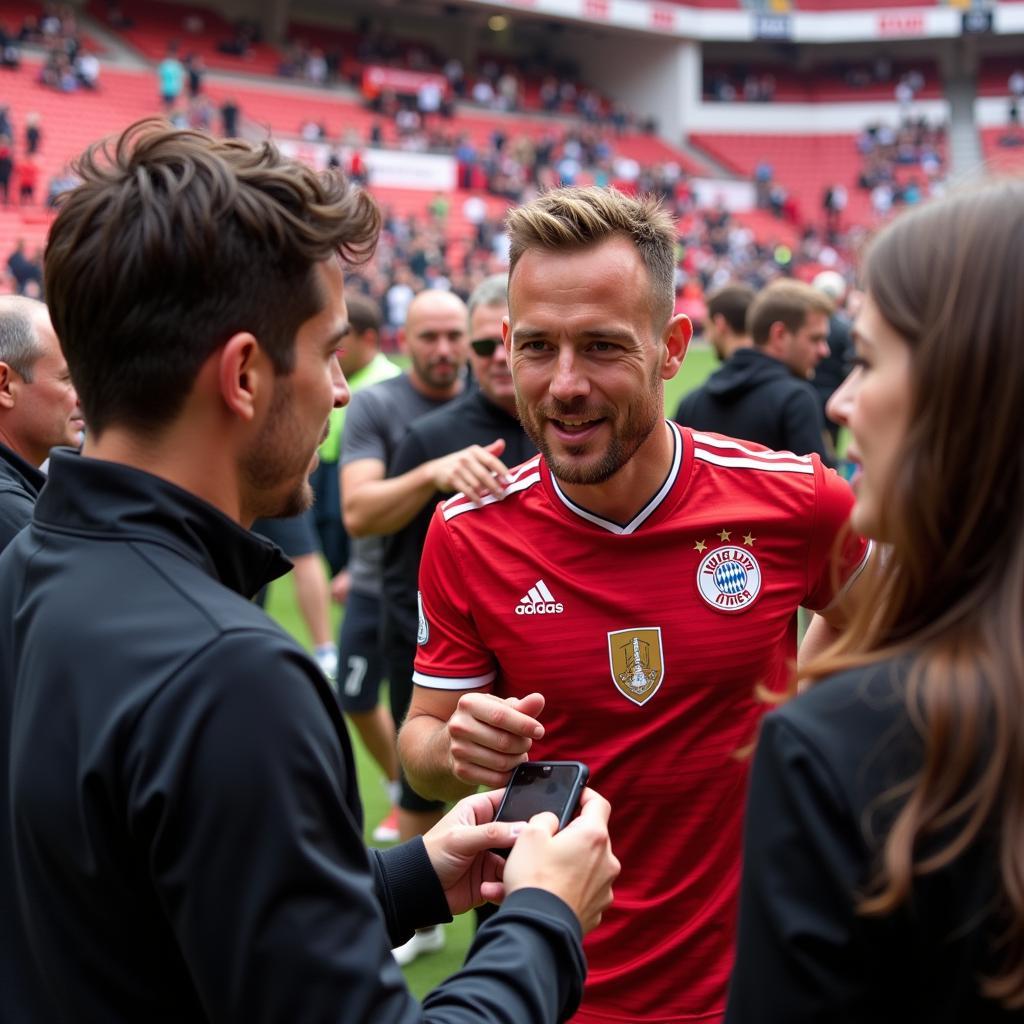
xmin=399 ymin=186 xmax=871 ymax=1024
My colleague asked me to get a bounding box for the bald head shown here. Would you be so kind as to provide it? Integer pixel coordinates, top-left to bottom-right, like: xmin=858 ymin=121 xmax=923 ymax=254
xmin=0 ymin=297 xmax=83 ymax=466
xmin=401 ymin=289 xmax=469 ymax=397
xmin=405 ymin=289 xmax=468 ymax=332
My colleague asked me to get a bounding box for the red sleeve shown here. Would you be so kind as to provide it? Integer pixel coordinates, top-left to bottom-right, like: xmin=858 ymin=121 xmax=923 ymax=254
xmin=412 ymin=505 xmax=496 ymax=691
xmin=803 ymin=460 xmax=871 ymax=612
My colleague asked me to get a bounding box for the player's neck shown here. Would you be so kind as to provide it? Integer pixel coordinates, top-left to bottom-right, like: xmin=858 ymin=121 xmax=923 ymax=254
xmin=555 ymin=419 xmax=674 ymax=526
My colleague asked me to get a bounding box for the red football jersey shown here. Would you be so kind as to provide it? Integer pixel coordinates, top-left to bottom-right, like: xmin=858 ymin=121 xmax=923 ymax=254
xmin=414 ymin=423 xmax=870 ymax=1023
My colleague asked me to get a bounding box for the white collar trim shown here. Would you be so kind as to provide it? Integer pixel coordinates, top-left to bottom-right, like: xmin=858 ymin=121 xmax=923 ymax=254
xmin=549 ymin=421 xmax=682 ymax=536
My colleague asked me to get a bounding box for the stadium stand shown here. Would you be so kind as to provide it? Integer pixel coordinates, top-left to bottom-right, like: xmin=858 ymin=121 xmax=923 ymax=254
xmin=86 ymin=0 xmax=279 ymax=74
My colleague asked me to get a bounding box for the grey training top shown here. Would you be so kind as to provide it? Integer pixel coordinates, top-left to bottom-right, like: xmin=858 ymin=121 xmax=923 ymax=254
xmin=340 ymin=374 xmax=452 ymax=595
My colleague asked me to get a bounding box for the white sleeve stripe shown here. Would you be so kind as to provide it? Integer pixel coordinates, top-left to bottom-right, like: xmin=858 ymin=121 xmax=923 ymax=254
xmin=440 ymin=456 xmax=541 ymax=511
xmin=412 ymin=670 xmax=496 ymax=690
xmin=693 ymin=449 xmax=815 ymax=475
xmin=442 ymin=473 xmax=541 ymax=520
xmin=692 ymin=433 xmax=813 ymax=463
xmin=815 ymin=538 xmax=875 ymax=614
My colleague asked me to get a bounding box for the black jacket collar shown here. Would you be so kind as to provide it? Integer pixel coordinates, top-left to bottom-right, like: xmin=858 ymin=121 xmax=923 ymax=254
xmin=35 ymin=449 xmax=292 ymax=599
xmin=0 ymin=439 xmax=46 ymax=498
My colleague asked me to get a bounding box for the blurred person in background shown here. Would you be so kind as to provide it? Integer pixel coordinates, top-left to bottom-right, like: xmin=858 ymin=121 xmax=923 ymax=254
xmin=0 ymin=296 xmax=82 ymax=551
xmin=810 ymin=269 xmax=855 ymax=452
xmin=675 ymin=279 xmax=833 ymax=461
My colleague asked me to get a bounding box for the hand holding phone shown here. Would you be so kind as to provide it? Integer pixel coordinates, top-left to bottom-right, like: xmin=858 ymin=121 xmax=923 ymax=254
xmin=491 ymin=760 xmax=589 ymax=858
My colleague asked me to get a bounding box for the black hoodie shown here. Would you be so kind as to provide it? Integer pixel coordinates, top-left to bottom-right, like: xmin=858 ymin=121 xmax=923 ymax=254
xmin=674 ymin=347 xmax=832 ymax=464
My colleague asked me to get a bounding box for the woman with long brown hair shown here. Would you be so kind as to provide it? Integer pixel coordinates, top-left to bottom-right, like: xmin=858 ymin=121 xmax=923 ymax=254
xmin=725 ymin=180 xmax=1024 ymax=1022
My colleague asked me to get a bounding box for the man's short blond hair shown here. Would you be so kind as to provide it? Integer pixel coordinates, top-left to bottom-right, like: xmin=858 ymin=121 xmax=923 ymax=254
xmin=506 ymin=186 xmax=677 ymax=329
xmin=748 ymin=280 xmax=834 ymax=347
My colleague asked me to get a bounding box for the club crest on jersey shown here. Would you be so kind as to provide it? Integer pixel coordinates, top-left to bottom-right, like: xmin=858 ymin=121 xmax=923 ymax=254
xmin=607 ymin=628 xmax=664 ymax=706
xmin=416 ymin=591 xmax=429 ymax=645
xmin=696 ymin=544 xmax=762 ymax=613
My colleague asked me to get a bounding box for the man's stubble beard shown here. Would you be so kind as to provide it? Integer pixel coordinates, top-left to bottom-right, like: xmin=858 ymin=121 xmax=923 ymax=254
xmin=515 ymin=365 xmax=663 ymax=487
xmin=241 ymin=379 xmax=318 ymax=521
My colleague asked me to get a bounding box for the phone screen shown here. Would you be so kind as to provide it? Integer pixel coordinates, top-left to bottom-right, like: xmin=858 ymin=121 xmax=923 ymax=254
xmin=495 ymin=763 xmax=586 ymax=824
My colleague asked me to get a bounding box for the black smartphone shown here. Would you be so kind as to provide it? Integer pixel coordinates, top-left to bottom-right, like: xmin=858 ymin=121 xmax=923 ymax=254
xmin=491 ymin=760 xmax=589 ymax=859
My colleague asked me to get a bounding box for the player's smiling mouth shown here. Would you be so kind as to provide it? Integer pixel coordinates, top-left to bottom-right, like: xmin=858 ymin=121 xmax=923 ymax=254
xmin=549 ymin=416 xmax=605 ymax=438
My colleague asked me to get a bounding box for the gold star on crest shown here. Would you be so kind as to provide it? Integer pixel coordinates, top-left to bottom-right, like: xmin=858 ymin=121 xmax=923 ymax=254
xmin=717 ymin=528 xmax=731 ymax=542
xmin=694 ymin=539 xmax=707 ymax=553
xmin=743 ymin=532 xmax=756 ymax=546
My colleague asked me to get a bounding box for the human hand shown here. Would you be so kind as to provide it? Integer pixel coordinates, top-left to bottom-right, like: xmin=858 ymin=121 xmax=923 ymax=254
xmin=329 ymin=569 xmax=350 ymax=605
xmin=421 ymin=788 xmax=521 ymax=916
xmin=427 ymin=438 xmax=509 ymax=501
xmin=502 ymin=788 xmax=619 ymax=935
xmin=445 ymin=692 xmax=545 ymax=789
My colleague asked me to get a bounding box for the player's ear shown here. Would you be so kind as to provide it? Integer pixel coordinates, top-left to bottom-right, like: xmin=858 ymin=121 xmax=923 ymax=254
xmin=660 ymin=314 xmax=691 ymax=381
xmin=218 ymin=332 xmax=265 ymax=422
xmin=502 ymin=315 xmax=512 ymax=358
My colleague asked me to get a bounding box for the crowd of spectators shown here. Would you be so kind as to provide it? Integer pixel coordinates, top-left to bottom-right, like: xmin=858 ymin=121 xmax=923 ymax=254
xmin=337 ymin=193 xmax=856 ymax=348
xmin=275 ymin=15 xmax=634 ymax=130
xmin=856 ymin=117 xmax=945 ymax=216
xmin=0 ymin=107 xmax=44 ymax=208
xmin=706 ymin=70 xmax=777 ymax=103
xmin=21 ymin=4 xmax=101 ymax=92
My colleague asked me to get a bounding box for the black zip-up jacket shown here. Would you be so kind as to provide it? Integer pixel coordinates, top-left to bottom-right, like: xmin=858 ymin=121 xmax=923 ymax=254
xmin=727 ymin=659 xmax=1012 ymax=1023
xmin=674 ymin=348 xmax=832 ymax=464
xmin=0 ymin=438 xmax=44 ymax=552
xmin=0 ymin=450 xmax=584 ymax=1023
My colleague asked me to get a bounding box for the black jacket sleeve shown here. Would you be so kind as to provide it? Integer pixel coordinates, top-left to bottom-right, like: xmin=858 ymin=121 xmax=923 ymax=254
xmin=133 ymin=632 xmax=584 ymax=1023
xmin=725 ymin=712 xmax=873 ymax=1024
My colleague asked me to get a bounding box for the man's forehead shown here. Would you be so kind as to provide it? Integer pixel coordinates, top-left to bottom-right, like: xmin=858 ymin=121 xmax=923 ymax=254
xmin=470 ymin=302 xmax=507 ymax=333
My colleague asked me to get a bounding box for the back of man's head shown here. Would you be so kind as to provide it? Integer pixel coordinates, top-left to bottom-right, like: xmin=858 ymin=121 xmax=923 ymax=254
xmin=705 ymin=283 xmax=755 ymax=359
xmin=344 ymin=291 xmax=381 ymax=337
xmin=707 ymin=284 xmax=755 ymax=337
xmin=505 ymin=185 xmax=677 ymax=329
xmin=339 ymin=290 xmax=381 ymax=378
xmin=748 ymin=280 xmax=833 ymax=348
xmin=812 ymin=270 xmax=847 ymax=307
xmin=44 ymin=119 xmax=380 ymax=438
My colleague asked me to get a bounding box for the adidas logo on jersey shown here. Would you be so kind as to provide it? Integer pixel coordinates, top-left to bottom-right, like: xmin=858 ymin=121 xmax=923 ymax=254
xmin=516 ymin=580 xmax=564 ymax=615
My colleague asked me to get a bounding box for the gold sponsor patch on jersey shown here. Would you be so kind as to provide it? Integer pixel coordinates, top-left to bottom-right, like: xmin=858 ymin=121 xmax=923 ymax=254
xmin=607 ymin=627 xmax=664 ymax=706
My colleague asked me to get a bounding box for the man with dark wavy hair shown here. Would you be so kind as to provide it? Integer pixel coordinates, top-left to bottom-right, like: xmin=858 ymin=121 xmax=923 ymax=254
xmin=0 ymin=122 xmax=618 ymax=1023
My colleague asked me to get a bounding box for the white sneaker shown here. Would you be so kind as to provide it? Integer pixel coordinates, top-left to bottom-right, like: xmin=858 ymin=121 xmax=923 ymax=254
xmin=392 ymin=926 xmax=445 ymax=967
xmin=371 ymin=806 xmax=400 ymax=843
xmin=313 ymin=644 xmax=338 ymax=685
